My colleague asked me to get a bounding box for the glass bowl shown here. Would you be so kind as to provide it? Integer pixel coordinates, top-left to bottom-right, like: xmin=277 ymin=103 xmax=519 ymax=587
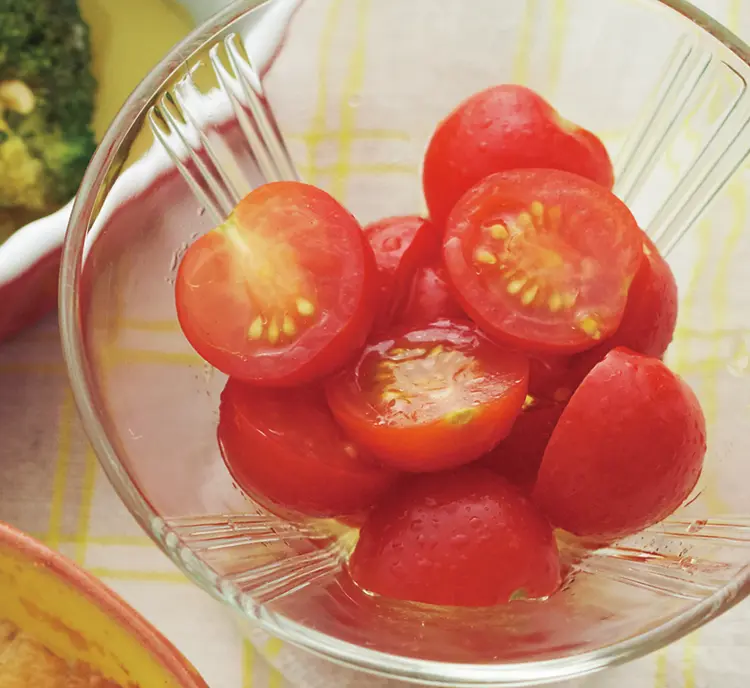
xmin=60 ymin=0 xmax=750 ymax=684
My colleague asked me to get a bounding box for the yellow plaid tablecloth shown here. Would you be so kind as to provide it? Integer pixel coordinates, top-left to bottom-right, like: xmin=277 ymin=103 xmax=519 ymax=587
xmin=3 ymin=0 xmax=750 ymax=686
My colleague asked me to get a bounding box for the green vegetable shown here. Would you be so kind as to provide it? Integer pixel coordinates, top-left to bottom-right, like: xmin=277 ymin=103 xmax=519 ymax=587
xmin=0 ymin=0 xmax=96 ymax=217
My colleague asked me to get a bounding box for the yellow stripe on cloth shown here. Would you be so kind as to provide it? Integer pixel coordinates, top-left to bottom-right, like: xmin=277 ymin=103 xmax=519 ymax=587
xmin=513 ymin=0 xmax=537 ymax=84
xmin=303 ymin=0 xmax=345 ymax=186
xmin=243 ymin=640 xmax=255 ymax=688
xmin=47 ymin=389 xmax=76 ymax=549
xmin=330 ymin=0 xmax=371 ymax=201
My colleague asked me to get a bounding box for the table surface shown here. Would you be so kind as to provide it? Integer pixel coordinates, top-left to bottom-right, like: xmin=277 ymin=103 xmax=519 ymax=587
xmin=3 ymin=1 xmax=750 ymax=687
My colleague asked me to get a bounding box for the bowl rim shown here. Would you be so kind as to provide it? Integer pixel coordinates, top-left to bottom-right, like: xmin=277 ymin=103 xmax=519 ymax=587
xmin=59 ymin=0 xmax=750 ymax=684
xmin=0 ymin=521 xmax=208 ymax=687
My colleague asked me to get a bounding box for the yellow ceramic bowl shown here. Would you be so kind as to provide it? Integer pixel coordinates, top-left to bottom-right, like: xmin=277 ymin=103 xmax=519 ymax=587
xmin=0 ymin=522 xmax=208 ymax=687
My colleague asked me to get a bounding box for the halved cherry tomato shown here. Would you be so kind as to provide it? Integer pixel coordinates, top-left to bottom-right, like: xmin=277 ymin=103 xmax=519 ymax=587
xmin=326 ymin=319 xmax=529 ymax=472
xmin=176 ymin=182 xmax=376 ymax=386
xmin=479 ymin=398 xmax=565 ymax=492
xmin=364 ymin=216 xmax=439 ymax=330
xmin=349 ymin=467 xmax=561 ymax=607
xmin=423 ymin=84 xmax=614 ymax=225
xmin=218 ymin=379 xmax=398 ymax=518
xmin=443 ymin=169 xmax=644 ymax=354
xmin=394 ymin=263 xmax=465 ymax=326
xmin=532 ymin=348 xmax=706 ymax=539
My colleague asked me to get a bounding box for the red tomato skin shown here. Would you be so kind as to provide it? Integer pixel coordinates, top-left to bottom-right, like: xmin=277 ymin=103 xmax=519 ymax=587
xmin=349 ymin=467 xmax=562 ymax=607
xmin=532 ymin=348 xmax=706 ymax=539
xmin=364 ymin=216 xmax=440 ymax=331
xmin=176 ymin=182 xmax=378 ymax=387
xmin=479 ymin=400 xmax=565 ymax=492
xmin=423 ymin=85 xmax=614 ymax=225
xmin=395 ymin=263 xmax=466 ymax=326
xmin=528 ymin=355 xmax=578 ymax=402
xmin=326 ymin=320 xmax=529 ymax=473
xmin=218 ymin=379 xmax=398 ymax=518
xmin=443 ymin=169 xmax=643 ymax=355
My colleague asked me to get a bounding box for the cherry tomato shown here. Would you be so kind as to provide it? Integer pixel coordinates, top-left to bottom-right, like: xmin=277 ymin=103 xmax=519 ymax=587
xmin=423 ymin=84 xmax=614 ymax=225
xmin=443 ymin=169 xmax=644 ymax=354
xmin=364 ymin=216 xmax=439 ymax=330
xmin=218 ymin=379 xmax=398 ymax=518
xmin=569 ymin=235 xmax=678 ymax=378
xmin=479 ymin=398 xmax=565 ymax=492
xmin=349 ymin=467 xmax=561 ymax=607
xmin=176 ymin=182 xmax=376 ymax=386
xmin=326 ymin=319 xmax=529 ymax=472
xmin=394 ymin=263 xmax=465 ymax=326
xmin=532 ymin=348 xmax=706 ymax=539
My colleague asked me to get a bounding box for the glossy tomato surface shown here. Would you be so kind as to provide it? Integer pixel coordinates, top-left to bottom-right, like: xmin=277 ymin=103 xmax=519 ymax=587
xmin=326 ymin=319 xmax=529 ymax=472
xmin=176 ymin=182 xmax=376 ymax=386
xmin=533 ymin=348 xmax=706 ymax=539
xmin=479 ymin=399 xmax=565 ymax=492
xmin=423 ymin=84 xmax=614 ymax=225
xmin=443 ymin=169 xmax=644 ymax=354
xmin=395 ymin=263 xmax=465 ymax=326
xmin=218 ymin=379 xmax=397 ymax=518
xmin=364 ymin=216 xmax=439 ymax=330
xmin=349 ymin=467 xmax=561 ymax=607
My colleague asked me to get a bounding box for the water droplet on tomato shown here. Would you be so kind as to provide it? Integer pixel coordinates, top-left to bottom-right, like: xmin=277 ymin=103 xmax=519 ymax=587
xmin=450 ymin=533 xmax=470 ymax=547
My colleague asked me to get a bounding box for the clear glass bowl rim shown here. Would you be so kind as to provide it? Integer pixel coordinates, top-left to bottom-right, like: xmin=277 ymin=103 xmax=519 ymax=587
xmin=59 ymin=0 xmax=750 ymax=684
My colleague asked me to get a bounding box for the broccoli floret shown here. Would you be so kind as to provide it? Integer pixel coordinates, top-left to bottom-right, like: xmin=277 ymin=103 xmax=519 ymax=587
xmin=0 ymin=0 xmax=96 ymax=215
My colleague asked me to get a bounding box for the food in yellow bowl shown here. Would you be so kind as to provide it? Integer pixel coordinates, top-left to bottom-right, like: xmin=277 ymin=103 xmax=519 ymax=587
xmin=0 ymin=522 xmax=208 ymax=688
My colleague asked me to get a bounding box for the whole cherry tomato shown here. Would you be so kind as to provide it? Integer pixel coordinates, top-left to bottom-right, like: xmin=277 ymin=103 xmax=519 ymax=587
xmin=219 ymin=379 xmax=398 ymax=518
xmin=349 ymin=467 xmax=561 ymax=607
xmin=423 ymin=84 xmax=614 ymax=225
xmin=532 ymin=348 xmax=706 ymax=539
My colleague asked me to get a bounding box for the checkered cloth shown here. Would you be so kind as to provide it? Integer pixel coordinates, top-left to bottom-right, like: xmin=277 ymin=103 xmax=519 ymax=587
xmin=3 ymin=0 xmax=750 ymax=685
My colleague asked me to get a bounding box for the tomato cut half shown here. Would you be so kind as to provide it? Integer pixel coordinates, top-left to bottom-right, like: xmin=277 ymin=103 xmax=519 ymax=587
xmin=423 ymin=84 xmax=614 ymax=225
xmin=443 ymin=169 xmax=644 ymax=354
xmin=176 ymin=182 xmax=376 ymax=386
xmin=364 ymin=216 xmax=439 ymax=330
xmin=325 ymin=319 xmax=529 ymax=472
xmin=532 ymin=348 xmax=706 ymax=539
xmin=395 ymin=263 xmax=466 ymax=326
xmin=218 ymin=379 xmax=398 ymax=518
xmin=349 ymin=467 xmax=561 ymax=607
